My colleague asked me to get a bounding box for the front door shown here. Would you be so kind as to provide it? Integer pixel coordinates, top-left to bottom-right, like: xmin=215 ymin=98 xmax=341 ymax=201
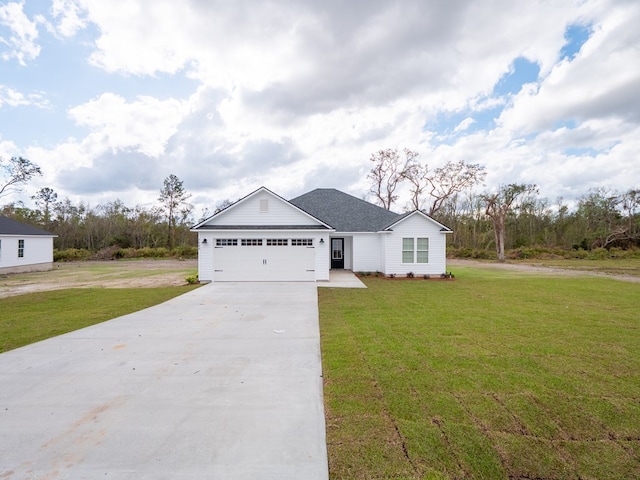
xmin=331 ymin=238 xmax=344 ymax=269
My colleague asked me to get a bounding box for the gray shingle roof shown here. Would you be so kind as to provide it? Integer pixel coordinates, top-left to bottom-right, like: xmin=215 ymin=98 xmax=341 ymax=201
xmin=289 ymin=188 xmax=402 ymax=232
xmin=0 ymin=216 xmax=55 ymax=236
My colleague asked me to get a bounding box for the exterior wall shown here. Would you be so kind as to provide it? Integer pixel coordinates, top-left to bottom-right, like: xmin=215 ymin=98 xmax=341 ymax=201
xmin=197 ymin=233 xmax=214 ymax=282
xmin=343 ymin=236 xmax=353 ymax=270
xmin=315 ymin=234 xmax=330 ymax=281
xmin=382 ymin=214 xmax=448 ymax=276
xmin=0 ymin=235 xmax=54 ymax=274
xmin=205 ymin=190 xmax=316 ymax=227
xmin=351 ymin=233 xmax=382 ymax=272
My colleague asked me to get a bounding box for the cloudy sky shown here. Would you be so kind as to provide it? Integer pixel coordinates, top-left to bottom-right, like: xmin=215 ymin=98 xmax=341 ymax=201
xmin=1 ymin=0 xmax=639 ymax=217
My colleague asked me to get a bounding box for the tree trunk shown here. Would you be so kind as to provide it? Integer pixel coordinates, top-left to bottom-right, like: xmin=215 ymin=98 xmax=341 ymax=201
xmin=494 ymin=215 xmax=506 ymax=262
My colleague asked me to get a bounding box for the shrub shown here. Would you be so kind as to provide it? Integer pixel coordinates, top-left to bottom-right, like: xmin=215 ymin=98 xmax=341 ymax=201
xmin=172 ymin=246 xmax=198 ymax=258
xmin=54 ymin=248 xmax=92 ymax=262
xmin=407 ymin=272 xmax=414 ymax=278
xmin=185 ymin=274 xmax=199 ymax=284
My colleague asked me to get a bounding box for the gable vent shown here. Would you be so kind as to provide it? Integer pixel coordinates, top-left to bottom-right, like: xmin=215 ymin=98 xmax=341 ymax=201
xmin=260 ymin=199 xmax=269 ymax=213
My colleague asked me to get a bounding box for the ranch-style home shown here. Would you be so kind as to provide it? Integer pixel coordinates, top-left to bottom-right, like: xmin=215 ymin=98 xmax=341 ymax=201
xmin=191 ymin=187 xmax=452 ymax=282
xmin=0 ymin=216 xmax=57 ymax=274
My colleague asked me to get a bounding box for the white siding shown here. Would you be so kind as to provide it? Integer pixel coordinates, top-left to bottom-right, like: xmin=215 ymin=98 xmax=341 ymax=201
xmin=204 ymin=190 xmax=316 ymax=227
xmin=0 ymin=235 xmax=54 ymax=274
xmin=197 ymin=233 xmax=214 ymax=282
xmin=315 ymin=234 xmax=330 ymax=280
xmin=343 ymin=236 xmax=353 ymax=270
xmin=352 ymin=233 xmax=382 ymax=272
xmin=382 ymin=213 xmax=448 ymax=276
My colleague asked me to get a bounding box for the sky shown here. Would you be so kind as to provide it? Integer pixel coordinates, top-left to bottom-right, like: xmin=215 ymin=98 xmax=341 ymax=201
xmin=1 ymin=0 xmax=639 ymax=218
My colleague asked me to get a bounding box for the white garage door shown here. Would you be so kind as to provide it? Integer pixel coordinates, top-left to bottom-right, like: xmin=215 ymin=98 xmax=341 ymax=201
xmin=213 ymin=238 xmax=316 ymax=281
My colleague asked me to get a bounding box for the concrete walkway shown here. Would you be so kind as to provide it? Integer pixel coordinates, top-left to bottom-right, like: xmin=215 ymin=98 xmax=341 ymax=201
xmin=0 ymin=283 xmax=328 ymax=479
xmin=318 ymin=270 xmax=367 ymax=289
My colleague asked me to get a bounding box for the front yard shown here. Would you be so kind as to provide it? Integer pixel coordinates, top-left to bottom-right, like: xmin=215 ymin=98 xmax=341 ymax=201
xmin=319 ymin=266 xmax=640 ymax=479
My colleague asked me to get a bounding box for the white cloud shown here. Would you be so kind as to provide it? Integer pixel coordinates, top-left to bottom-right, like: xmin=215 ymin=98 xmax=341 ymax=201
xmin=0 ymin=85 xmax=49 ymax=108
xmin=499 ymin=1 xmax=640 ymax=133
xmin=50 ymin=0 xmax=88 ymax=37
xmin=453 ymin=118 xmax=476 ymax=134
xmin=67 ymin=93 xmax=187 ymax=157
xmin=2 ymin=0 xmax=640 ymax=213
xmin=0 ymin=1 xmax=42 ymax=65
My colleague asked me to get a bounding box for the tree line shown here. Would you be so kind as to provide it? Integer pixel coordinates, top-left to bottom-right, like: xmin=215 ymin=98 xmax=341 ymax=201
xmin=2 ymin=154 xmax=639 ymax=261
xmin=1 ymin=157 xmax=196 ymax=257
xmin=368 ymin=148 xmax=639 ymax=260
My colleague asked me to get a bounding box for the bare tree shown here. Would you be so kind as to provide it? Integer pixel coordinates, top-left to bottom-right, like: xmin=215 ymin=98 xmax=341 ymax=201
xmin=0 ymin=156 xmax=42 ymax=199
xmin=403 ymin=159 xmax=486 ymax=215
xmin=159 ymin=174 xmax=192 ymax=249
xmin=481 ymin=184 xmax=538 ymax=262
xmin=367 ymin=148 xmax=416 ymax=210
xmin=425 ymin=161 xmax=486 ymax=216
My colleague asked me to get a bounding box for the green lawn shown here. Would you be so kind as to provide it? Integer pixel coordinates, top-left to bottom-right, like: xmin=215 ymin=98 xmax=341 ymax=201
xmin=319 ymin=267 xmax=640 ymax=479
xmin=0 ymin=286 xmax=199 ymax=353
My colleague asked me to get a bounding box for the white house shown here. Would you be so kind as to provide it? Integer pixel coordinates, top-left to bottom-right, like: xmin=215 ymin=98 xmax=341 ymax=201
xmin=191 ymin=187 xmax=452 ymax=282
xmin=0 ymin=216 xmax=57 ymax=274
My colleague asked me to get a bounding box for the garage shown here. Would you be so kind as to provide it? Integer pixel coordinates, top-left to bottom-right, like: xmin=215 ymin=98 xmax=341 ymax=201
xmin=212 ymin=237 xmax=316 ymax=282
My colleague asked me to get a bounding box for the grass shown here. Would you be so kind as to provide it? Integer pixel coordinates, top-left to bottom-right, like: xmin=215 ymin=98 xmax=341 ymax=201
xmin=0 ymin=286 xmax=199 ymax=353
xmin=319 ymin=266 xmax=640 ymax=479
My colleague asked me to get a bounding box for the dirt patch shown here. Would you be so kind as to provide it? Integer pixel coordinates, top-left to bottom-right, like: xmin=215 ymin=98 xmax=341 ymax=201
xmin=447 ymin=258 xmax=640 ymax=283
xmin=0 ymin=259 xmax=198 ymax=299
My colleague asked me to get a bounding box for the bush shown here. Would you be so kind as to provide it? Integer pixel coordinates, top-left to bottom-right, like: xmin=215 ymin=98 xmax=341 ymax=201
xmin=54 ymin=248 xmax=92 ymax=262
xmin=185 ymin=274 xmax=199 ymax=284
xmin=91 ymin=246 xmax=124 ymax=260
xmin=172 ymin=246 xmax=198 ymax=258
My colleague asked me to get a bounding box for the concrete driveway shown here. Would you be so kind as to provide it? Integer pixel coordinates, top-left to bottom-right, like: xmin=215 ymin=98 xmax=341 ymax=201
xmin=0 ymin=282 xmax=328 ymax=479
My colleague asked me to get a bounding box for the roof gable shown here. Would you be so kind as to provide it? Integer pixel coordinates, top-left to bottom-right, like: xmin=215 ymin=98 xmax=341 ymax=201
xmin=192 ymin=186 xmax=331 ymax=231
xmin=289 ymin=188 xmax=402 ymax=232
xmin=384 ymin=210 xmax=452 ymax=232
xmin=0 ymin=216 xmax=55 ymax=236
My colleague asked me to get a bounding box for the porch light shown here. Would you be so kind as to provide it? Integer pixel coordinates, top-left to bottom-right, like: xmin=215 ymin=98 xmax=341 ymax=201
xmin=202 ymin=238 xmax=208 ymax=244
xmin=319 ymin=238 xmax=325 ymax=244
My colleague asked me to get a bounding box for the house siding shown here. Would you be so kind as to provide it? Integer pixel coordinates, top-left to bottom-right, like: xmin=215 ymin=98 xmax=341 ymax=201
xmin=383 ymin=214 xmax=448 ymax=276
xmin=352 ymin=233 xmax=382 ymax=272
xmin=197 ymin=234 xmax=214 ymax=282
xmin=0 ymin=236 xmax=54 ymax=274
xmin=315 ymin=234 xmax=330 ymax=280
xmin=206 ymin=190 xmax=316 ymax=226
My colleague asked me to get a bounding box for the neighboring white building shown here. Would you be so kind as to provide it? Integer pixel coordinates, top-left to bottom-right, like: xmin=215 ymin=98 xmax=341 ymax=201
xmin=191 ymin=187 xmax=452 ymax=282
xmin=0 ymin=216 xmax=57 ymax=274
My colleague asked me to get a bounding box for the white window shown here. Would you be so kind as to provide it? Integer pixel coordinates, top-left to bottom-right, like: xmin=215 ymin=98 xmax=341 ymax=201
xmin=260 ymin=199 xmax=269 ymax=213
xmin=267 ymin=239 xmax=288 ymax=246
xmin=402 ymin=238 xmax=414 ymax=263
xmin=216 ymin=239 xmax=238 ymax=246
xmin=417 ymin=238 xmax=429 ymax=263
xmin=18 ymin=239 xmax=24 ymax=258
xmin=402 ymin=237 xmax=429 ymax=263
xmin=241 ymin=239 xmax=263 ymax=246
xmin=291 ymin=239 xmax=313 ymax=246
